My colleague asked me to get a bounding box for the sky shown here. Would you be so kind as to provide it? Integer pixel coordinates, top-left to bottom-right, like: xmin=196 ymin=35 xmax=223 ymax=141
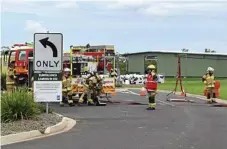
xmin=1 ymin=0 xmax=227 ymax=53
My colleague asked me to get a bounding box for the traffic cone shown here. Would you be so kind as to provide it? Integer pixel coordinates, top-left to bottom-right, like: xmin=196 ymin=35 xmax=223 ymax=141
xmin=180 ymin=89 xmax=186 ymax=97
xmin=140 ymin=87 xmax=146 ymax=96
xmin=180 ymin=92 xmax=186 ymax=97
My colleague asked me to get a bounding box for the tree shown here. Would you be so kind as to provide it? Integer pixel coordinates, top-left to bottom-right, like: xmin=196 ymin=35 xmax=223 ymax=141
xmin=205 ymin=48 xmax=216 ymax=53
xmin=115 ymin=53 xmax=128 ymax=75
xmin=1 ymin=46 xmax=10 ymax=55
xmin=181 ymin=48 xmax=189 ymax=52
xmin=205 ymin=48 xmax=210 ymax=52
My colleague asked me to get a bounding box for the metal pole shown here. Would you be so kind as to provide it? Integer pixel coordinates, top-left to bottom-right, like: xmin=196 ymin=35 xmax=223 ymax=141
xmin=104 ymin=56 xmax=106 ymax=74
xmin=185 ymin=53 xmax=188 ymax=93
xmin=46 ymin=103 xmax=49 ymax=114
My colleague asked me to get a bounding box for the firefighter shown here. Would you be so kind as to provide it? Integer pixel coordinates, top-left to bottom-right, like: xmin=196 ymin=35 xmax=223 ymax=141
xmin=78 ymin=72 xmax=95 ymax=106
xmin=202 ymin=67 xmax=216 ymax=103
xmin=60 ymin=68 xmax=74 ymax=107
xmin=145 ymin=64 xmax=158 ymax=110
xmin=6 ymin=62 xmax=16 ymax=92
xmin=93 ymin=71 xmax=103 ymax=97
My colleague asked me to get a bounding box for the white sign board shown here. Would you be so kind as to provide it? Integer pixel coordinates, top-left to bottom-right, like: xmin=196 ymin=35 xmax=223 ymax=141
xmin=34 ymin=81 xmax=62 ymax=102
xmin=103 ymin=77 xmax=115 ymax=87
xmin=34 ymin=33 xmax=63 ymax=71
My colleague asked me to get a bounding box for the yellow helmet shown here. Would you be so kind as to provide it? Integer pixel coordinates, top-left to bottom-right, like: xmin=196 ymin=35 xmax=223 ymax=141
xmin=147 ymin=64 xmax=156 ymax=70
xmin=64 ymin=68 xmax=71 ymax=72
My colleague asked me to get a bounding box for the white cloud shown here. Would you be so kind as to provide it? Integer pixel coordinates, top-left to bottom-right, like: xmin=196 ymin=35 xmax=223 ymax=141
xmin=2 ymin=0 xmax=227 ymax=17
xmin=105 ymin=0 xmax=227 ymax=16
xmin=55 ymin=1 xmax=78 ymax=8
xmin=25 ymin=20 xmax=48 ymax=33
xmin=1 ymin=0 xmax=78 ymax=15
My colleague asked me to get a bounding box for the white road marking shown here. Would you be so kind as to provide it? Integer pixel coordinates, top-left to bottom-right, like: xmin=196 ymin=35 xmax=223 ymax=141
xmin=126 ymin=90 xmax=175 ymax=107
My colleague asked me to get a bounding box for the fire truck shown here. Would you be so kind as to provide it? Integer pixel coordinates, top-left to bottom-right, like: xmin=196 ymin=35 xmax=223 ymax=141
xmin=63 ymin=44 xmax=115 ymax=72
xmin=64 ymin=44 xmax=117 ymax=99
xmin=7 ymin=43 xmax=33 ymax=86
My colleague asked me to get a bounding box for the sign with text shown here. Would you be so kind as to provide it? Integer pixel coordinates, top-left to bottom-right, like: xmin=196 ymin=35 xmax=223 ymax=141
xmin=103 ymin=77 xmax=115 ymax=87
xmin=34 ymin=33 xmax=63 ymax=71
xmin=34 ymin=81 xmax=62 ymax=102
xmin=33 ymin=33 xmax=63 ymax=103
xmin=34 ymin=73 xmax=61 ymax=81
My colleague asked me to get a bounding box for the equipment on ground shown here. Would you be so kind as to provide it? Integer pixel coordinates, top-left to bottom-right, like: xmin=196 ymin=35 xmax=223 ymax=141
xmin=166 ymin=55 xmax=193 ymax=103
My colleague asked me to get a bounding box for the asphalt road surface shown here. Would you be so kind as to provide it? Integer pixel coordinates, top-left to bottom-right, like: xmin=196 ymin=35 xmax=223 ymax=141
xmin=2 ymin=90 xmax=227 ymax=149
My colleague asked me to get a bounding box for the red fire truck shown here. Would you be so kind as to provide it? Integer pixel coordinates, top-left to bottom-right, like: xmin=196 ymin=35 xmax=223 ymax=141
xmin=63 ymin=44 xmax=115 ymax=74
xmin=7 ymin=43 xmax=33 ymax=85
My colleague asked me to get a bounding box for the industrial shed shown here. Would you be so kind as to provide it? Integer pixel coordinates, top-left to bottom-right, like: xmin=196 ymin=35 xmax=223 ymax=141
xmin=123 ymin=51 xmax=227 ymax=78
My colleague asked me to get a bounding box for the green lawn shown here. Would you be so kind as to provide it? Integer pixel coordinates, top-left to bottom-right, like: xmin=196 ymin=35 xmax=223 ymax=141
xmin=122 ymin=78 xmax=227 ymax=100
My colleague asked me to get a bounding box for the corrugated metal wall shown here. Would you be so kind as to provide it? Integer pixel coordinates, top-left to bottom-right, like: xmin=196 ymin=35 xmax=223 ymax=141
xmin=127 ymin=53 xmax=227 ymax=77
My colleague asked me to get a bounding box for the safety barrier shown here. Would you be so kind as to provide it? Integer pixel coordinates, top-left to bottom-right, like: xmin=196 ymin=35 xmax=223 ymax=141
xmin=77 ymin=86 xmax=84 ymax=93
xmin=203 ymin=80 xmax=220 ymax=98
xmin=102 ymin=86 xmax=116 ymax=95
xmin=72 ymin=85 xmax=84 ymax=94
xmin=71 ymin=84 xmax=115 ymax=95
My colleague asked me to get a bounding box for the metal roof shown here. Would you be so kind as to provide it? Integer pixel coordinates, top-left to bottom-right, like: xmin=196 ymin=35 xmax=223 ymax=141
xmin=71 ymin=45 xmax=114 ymax=49
xmin=122 ymin=50 xmax=227 ymax=56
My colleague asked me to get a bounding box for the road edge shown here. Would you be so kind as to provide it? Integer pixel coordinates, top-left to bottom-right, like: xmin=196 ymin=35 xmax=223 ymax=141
xmin=124 ymin=88 xmax=227 ymax=104
xmin=1 ymin=113 xmax=76 ymax=146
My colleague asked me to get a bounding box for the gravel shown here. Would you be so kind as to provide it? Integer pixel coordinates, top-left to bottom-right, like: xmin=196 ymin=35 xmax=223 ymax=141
xmin=1 ymin=113 xmax=63 ymax=136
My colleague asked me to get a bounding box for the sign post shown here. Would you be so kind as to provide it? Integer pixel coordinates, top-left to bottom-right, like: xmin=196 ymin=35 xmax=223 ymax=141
xmin=34 ymin=33 xmax=63 ymax=113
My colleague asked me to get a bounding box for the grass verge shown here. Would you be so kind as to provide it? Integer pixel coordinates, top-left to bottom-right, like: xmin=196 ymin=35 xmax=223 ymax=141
xmin=121 ymin=78 xmax=227 ymax=100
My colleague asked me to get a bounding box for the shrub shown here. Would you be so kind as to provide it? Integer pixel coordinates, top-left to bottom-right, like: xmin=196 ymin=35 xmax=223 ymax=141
xmin=36 ymin=103 xmax=53 ymax=113
xmin=1 ymin=73 xmax=7 ymax=90
xmin=1 ymin=87 xmax=41 ymax=122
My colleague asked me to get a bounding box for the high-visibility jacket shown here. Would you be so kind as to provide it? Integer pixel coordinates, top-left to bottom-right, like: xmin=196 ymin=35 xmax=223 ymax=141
xmin=62 ymin=76 xmax=72 ymax=92
xmin=145 ymin=72 xmax=158 ymax=91
xmin=203 ymin=73 xmax=215 ymax=88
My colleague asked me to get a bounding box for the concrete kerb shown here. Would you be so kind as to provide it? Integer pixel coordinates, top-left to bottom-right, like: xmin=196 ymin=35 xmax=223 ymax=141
xmin=1 ymin=113 xmax=76 ymax=146
xmin=1 ymin=130 xmax=42 ymax=146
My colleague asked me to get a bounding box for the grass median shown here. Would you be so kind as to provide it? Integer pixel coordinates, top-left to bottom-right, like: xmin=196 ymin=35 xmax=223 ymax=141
xmin=122 ymin=78 xmax=227 ymax=100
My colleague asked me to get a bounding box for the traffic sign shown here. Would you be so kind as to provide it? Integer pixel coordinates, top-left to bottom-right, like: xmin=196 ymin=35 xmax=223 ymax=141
xmin=34 ymin=33 xmax=63 ymax=71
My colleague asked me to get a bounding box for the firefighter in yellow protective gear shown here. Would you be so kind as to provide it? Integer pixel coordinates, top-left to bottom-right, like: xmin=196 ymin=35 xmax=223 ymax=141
xmin=6 ymin=62 xmax=16 ymax=93
xmin=202 ymin=67 xmax=216 ymax=104
xmin=78 ymin=71 xmax=103 ymax=106
xmin=60 ymin=68 xmax=75 ymax=107
xmin=92 ymin=72 xmax=103 ymax=97
xmin=145 ymin=64 xmax=158 ymax=110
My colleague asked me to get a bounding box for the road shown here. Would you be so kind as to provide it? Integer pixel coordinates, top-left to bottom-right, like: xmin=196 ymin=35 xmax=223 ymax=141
xmin=2 ymin=89 xmax=227 ymax=149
